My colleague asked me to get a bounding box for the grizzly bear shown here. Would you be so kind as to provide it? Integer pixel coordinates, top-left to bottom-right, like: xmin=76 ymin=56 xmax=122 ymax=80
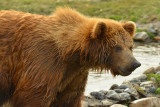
xmin=0 ymin=7 xmax=141 ymax=107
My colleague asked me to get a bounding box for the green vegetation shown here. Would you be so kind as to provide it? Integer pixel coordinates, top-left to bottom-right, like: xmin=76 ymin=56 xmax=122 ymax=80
xmin=147 ymin=74 xmax=160 ymax=94
xmin=0 ymin=0 xmax=160 ymax=23
xmin=146 ymin=31 xmax=156 ymax=38
xmin=124 ymin=100 xmax=131 ymax=107
xmin=136 ymin=28 xmax=144 ymax=33
xmin=136 ymin=28 xmax=156 ymax=38
xmin=134 ymin=86 xmax=145 ymax=95
xmin=146 ymin=74 xmax=160 ymax=85
xmin=155 ymin=88 xmax=160 ymax=94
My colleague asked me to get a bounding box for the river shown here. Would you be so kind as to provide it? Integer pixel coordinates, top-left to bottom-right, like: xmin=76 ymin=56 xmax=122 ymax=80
xmin=85 ymin=42 xmax=160 ymax=95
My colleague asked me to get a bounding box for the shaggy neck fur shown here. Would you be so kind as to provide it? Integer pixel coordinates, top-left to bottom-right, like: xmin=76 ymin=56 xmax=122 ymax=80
xmin=40 ymin=8 xmax=117 ymax=72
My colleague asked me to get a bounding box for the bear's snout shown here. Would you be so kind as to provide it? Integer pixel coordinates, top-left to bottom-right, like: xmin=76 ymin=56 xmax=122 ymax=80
xmin=132 ymin=60 xmax=141 ymax=69
xmin=125 ymin=60 xmax=141 ymax=74
xmin=118 ymin=60 xmax=141 ymax=76
xmin=127 ymin=60 xmax=141 ymax=72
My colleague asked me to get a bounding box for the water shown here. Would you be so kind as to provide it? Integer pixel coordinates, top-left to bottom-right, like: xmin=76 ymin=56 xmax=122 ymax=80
xmin=85 ymin=42 xmax=160 ymax=95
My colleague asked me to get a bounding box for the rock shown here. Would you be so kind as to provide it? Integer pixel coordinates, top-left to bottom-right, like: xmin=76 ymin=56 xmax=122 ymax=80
xmin=88 ymin=101 xmax=102 ymax=107
xmin=114 ymin=89 xmax=123 ymax=93
xmin=103 ymin=98 xmax=119 ymax=104
xmin=156 ymin=71 xmax=160 ymax=75
xmin=155 ymin=66 xmax=160 ymax=72
xmin=86 ymin=94 xmax=95 ymax=99
xmin=137 ymin=74 xmax=147 ymax=82
xmin=140 ymin=81 xmax=154 ymax=88
xmin=82 ymin=101 xmax=88 ymax=107
xmin=134 ymin=86 xmax=147 ymax=98
xmin=106 ymin=90 xmax=117 ymax=96
xmin=150 ymin=77 xmax=156 ymax=82
xmin=106 ymin=90 xmax=120 ymax=101
xmin=119 ymin=84 xmax=130 ymax=89
xmin=119 ymin=92 xmax=131 ymax=101
xmin=139 ymin=86 xmax=146 ymax=91
xmin=137 ymin=21 xmax=160 ymax=37
xmin=99 ymin=90 xmax=108 ymax=95
xmin=101 ymin=99 xmax=113 ymax=106
xmin=147 ymin=24 xmax=157 ymax=35
xmin=90 ymin=91 xmax=105 ymax=100
xmin=110 ymin=104 xmax=127 ymax=107
xmin=140 ymin=81 xmax=157 ymax=94
xmin=124 ymin=88 xmax=132 ymax=94
xmin=129 ymin=78 xmax=141 ymax=83
xmin=129 ymin=97 xmax=160 ymax=107
xmin=84 ymin=96 xmax=103 ymax=107
xmin=122 ymin=81 xmax=140 ymax=100
xmin=149 ymin=87 xmax=156 ymax=93
xmin=153 ymin=36 xmax=160 ymax=41
xmin=143 ymin=67 xmax=155 ymax=74
xmin=110 ymin=84 xmax=119 ymax=90
xmin=134 ymin=32 xmax=150 ymax=42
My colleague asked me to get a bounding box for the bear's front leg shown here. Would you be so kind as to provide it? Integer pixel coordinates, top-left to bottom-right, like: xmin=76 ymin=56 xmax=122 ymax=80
xmin=11 ymin=77 xmax=60 ymax=107
xmin=11 ymin=85 xmax=49 ymax=107
xmin=51 ymin=71 xmax=89 ymax=107
xmin=0 ymin=70 xmax=12 ymax=106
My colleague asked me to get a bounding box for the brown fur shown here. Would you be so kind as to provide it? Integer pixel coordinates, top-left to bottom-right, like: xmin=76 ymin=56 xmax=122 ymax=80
xmin=0 ymin=7 xmax=140 ymax=107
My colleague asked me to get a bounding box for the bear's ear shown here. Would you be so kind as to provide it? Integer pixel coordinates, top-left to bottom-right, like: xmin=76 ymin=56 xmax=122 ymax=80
xmin=91 ymin=22 xmax=108 ymax=39
xmin=122 ymin=21 xmax=136 ymax=37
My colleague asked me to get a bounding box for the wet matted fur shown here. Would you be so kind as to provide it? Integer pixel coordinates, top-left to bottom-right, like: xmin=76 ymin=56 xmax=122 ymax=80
xmin=0 ymin=7 xmax=140 ymax=107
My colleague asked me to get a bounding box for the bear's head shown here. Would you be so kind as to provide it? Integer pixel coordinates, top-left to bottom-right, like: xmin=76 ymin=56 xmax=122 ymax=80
xmin=80 ymin=20 xmax=141 ymax=76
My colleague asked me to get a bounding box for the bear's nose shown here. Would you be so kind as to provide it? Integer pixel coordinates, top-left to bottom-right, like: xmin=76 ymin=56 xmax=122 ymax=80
xmin=133 ymin=61 xmax=141 ymax=68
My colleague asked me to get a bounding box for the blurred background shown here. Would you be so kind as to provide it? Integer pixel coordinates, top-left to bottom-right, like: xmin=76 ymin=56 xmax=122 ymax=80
xmin=0 ymin=0 xmax=160 ymax=23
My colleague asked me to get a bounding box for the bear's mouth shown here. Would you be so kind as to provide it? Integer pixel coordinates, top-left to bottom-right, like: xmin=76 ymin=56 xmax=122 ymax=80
xmin=118 ymin=67 xmax=133 ymax=76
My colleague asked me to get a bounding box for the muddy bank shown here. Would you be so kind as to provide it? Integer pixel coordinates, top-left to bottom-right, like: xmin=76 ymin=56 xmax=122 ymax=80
xmin=85 ymin=42 xmax=160 ymax=95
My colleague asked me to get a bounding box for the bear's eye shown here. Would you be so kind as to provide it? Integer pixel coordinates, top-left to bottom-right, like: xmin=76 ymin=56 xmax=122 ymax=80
xmin=115 ymin=45 xmax=122 ymax=52
xmin=129 ymin=46 xmax=133 ymax=51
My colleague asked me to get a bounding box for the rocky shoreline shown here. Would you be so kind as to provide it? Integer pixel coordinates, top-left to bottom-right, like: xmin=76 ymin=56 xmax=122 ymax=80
xmin=134 ymin=21 xmax=160 ymax=42
xmin=82 ymin=66 xmax=160 ymax=107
